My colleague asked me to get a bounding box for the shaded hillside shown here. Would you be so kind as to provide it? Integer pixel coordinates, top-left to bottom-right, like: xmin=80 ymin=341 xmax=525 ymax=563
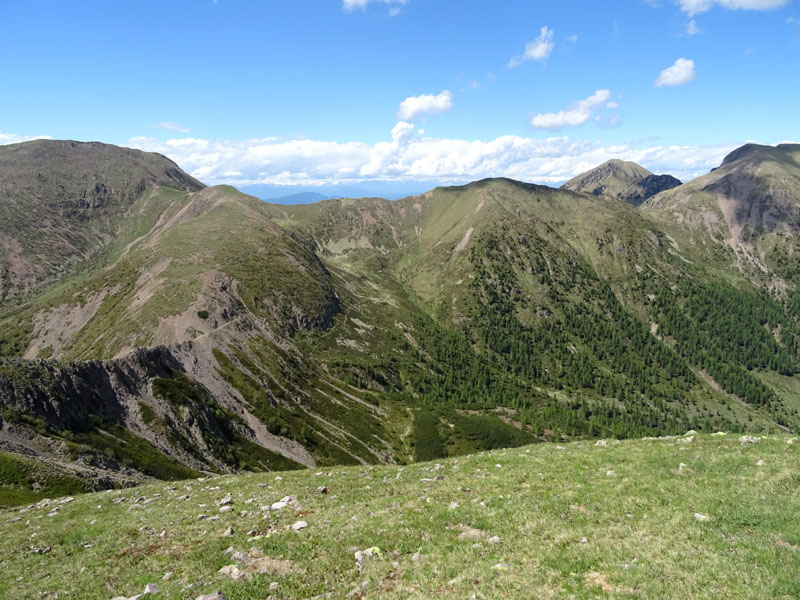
xmin=562 ymin=159 xmax=681 ymax=205
xmin=624 ymin=173 xmax=683 ymax=206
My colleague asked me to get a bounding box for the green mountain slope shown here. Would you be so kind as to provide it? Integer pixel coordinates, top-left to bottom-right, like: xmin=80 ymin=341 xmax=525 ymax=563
xmin=1 ymin=140 xmax=800 ymax=501
xmin=268 ymin=178 xmax=800 ymax=435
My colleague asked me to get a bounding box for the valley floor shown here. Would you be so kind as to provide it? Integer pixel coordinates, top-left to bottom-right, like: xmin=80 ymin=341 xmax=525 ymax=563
xmin=0 ymin=434 xmax=798 ymax=599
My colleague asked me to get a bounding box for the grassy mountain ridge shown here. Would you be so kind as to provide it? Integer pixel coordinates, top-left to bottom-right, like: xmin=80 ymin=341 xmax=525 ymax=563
xmin=1 ymin=433 xmax=797 ymax=599
xmin=1 ymin=140 xmax=800 ymax=502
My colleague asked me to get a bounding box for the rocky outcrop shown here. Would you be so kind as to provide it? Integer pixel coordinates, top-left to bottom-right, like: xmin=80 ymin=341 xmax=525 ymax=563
xmin=0 ymin=347 xmax=179 ymax=431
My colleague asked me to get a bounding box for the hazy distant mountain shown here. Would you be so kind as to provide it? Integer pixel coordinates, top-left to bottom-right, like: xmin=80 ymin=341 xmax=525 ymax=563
xmin=267 ymin=191 xmax=332 ymax=205
xmin=239 ymin=182 xmax=432 ymax=202
xmin=562 ymin=159 xmax=681 ymax=206
xmin=1 ymin=140 xmax=799 ymax=501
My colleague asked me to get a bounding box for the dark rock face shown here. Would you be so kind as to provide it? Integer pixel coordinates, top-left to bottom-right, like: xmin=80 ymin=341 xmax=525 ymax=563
xmin=624 ymin=174 xmax=682 ymax=206
xmin=0 ymin=346 xmax=180 ymax=431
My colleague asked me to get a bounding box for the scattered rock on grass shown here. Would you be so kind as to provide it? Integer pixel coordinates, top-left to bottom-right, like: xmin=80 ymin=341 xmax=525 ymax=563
xmin=195 ymin=593 xmax=225 ymax=600
xmin=739 ymin=436 xmax=759 ymax=444
xmin=219 ymin=555 xmax=297 ymax=580
xmin=291 ymin=520 xmax=308 ymax=531
xmin=455 ymin=525 xmax=486 ymax=541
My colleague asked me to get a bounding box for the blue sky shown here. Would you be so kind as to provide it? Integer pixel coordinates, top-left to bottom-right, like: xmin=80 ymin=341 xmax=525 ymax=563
xmin=1 ymin=0 xmax=798 ymax=191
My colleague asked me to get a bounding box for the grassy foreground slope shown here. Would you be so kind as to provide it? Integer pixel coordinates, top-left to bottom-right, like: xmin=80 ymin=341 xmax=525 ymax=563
xmin=1 ymin=434 xmax=797 ymax=599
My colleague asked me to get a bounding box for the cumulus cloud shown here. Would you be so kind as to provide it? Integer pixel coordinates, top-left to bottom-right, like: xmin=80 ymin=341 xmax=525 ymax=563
xmin=155 ymin=122 xmax=191 ymax=133
xmin=343 ymin=0 xmax=407 ymax=13
xmin=676 ymin=0 xmax=788 ymax=15
xmin=530 ymin=90 xmax=614 ymax=130
xmin=0 ymin=131 xmax=52 ymax=145
xmin=127 ymin=124 xmax=738 ymax=188
xmin=508 ymin=26 xmax=555 ymax=67
xmin=655 ymin=58 xmax=697 ymax=87
xmin=397 ymin=90 xmax=454 ymax=121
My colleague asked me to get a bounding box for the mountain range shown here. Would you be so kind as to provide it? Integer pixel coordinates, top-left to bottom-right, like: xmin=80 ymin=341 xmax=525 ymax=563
xmin=1 ymin=139 xmax=799 ymax=505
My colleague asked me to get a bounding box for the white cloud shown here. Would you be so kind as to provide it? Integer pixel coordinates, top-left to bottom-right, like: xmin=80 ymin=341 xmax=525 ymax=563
xmin=343 ymin=0 xmax=407 ymax=13
xmin=127 ymin=123 xmax=739 ymax=187
xmin=566 ymin=34 xmax=579 ymax=44
xmin=155 ymin=122 xmax=191 ymax=133
xmin=676 ymin=0 xmax=788 ymax=16
xmin=530 ymin=89 xmax=614 ymax=130
xmin=685 ymin=19 xmax=703 ymax=35
xmin=0 ymin=131 xmax=52 ymax=145
xmin=655 ymin=58 xmax=697 ymax=87
xmin=508 ymin=26 xmax=554 ymax=67
xmin=397 ymin=90 xmax=454 ymax=121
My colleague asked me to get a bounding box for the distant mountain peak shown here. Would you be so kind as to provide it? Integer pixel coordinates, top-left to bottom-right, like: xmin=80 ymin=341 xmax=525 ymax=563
xmin=561 ymin=159 xmax=680 ymax=206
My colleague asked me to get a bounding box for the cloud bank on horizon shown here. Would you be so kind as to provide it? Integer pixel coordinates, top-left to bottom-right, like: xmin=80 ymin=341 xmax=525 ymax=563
xmin=123 ymin=128 xmax=741 ymax=188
